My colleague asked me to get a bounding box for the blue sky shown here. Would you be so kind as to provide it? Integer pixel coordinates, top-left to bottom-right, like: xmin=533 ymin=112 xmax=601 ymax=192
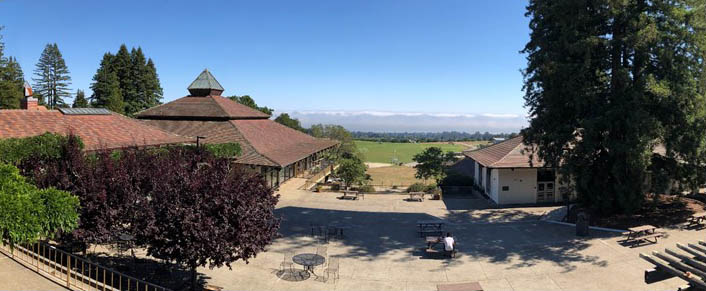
xmin=2 ymin=0 xmax=530 ymax=121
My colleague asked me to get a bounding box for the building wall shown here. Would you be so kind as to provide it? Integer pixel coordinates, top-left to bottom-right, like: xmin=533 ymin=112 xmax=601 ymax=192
xmin=481 ymin=165 xmax=488 ymax=192
xmin=474 ymin=161 xmax=480 ymax=183
xmin=496 ymin=168 xmax=538 ymax=204
xmin=489 ymin=168 xmax=500 ymax=203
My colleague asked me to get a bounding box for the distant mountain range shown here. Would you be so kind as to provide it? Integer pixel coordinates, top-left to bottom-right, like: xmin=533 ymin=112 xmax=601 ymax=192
xmin=282 ymin=110 xmax=527 ymax=133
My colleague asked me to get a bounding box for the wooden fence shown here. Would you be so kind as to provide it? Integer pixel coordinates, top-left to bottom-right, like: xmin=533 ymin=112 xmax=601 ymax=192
xmin=0 ymin=240 xmax=171 ymax=291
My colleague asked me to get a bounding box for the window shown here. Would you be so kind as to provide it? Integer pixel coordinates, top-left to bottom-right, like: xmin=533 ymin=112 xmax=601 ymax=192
xmin=502 ymin=186 xmax=509 ymax=191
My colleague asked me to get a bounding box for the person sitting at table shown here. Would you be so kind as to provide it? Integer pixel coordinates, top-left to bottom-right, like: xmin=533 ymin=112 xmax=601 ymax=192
xmin=443 ymin=232 xmax=456 ymax=258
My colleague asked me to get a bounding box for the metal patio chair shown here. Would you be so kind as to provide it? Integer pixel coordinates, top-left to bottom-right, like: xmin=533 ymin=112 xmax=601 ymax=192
xmin=324 ymin=256 xmax=340 ymax=283
xmin=280 ymin=251 xmax=295 ymax=273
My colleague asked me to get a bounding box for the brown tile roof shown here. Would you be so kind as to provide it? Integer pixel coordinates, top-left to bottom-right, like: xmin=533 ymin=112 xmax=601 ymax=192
xmin=231 ymin=119 xmax=340 ymax=166
xmin=0 ymin=110 xmax=193 ymax=150
xmin=140 ymin=119 xmax=339 ymax=167
xmin=139 ymin=119 xmax=277 ymax=166
xmin=135 ymin=95 xmax=270 ymax=120
xmin=465 ymin=135 xmax=671 ymax=169
xmin=463 ymin=136 xmax=544 ymax=168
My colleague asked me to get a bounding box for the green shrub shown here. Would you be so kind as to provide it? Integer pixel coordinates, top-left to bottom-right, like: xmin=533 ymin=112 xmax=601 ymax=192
xmin=204 ymin=143 xmax=241 ymax=158
xmin=0 ymin=133 xmax=82 ymax=165
xmin=331 ymin=184 xmax=341 ymax=191
xmin=424 ymin=184 xmax=438 ymax=193
xmin=356 ymin=185 xmax=375 ymax=193
xmin=0 ymin=163 xmax=79 ymax=246
xmin=407 ymin=182 xmax=426 ymax=193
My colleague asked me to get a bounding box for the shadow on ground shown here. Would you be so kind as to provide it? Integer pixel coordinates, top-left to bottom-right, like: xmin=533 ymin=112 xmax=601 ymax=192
xmin=275 ymin=206 xmax=617 ymax=273
xmin=84 ymin=253 xmax=210 ymax=291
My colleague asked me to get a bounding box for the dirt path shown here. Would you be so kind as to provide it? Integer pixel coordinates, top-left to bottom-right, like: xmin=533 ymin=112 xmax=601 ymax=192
xmin=365 ymin=162 xmax=393 ymax=168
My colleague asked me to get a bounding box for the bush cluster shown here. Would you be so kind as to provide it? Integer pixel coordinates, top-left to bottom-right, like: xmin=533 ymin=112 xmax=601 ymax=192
xmin=406 ymin=182 xmax=438 ymax=193
xmin=355 ymin=185 xmax=375 ymax=193
xmin=0 ymin=133 xmax=81 ymax=165
xmin=0 ymin=163 xmax=79 ymax=246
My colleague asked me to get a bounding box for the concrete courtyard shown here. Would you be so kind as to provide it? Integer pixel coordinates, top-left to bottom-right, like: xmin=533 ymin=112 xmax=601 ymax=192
xmin=1 ymin=181 xmax=702 ymax=291
xmin=197 ymin=185 xmax=700 ymax=291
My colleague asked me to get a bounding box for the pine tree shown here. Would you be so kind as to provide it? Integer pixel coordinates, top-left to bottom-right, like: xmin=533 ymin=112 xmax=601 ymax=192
xmin=91 ymin=54 xmax=124 ymax=114
xmin=0 ymin=27 xmax=25 ymax=109
xmin=0 ymin=59 xmax=25 ymax=109
xmin=89 ymin=45 xmax=163 ymax=116
xmin=129 ymin=47 xmax=148 ymax=114
xmin=144 ymin=58 xmax=163 ymax=107
xmin=72 ymin=89 xmax=88 ymax=108
xmin=32 ymin=43 xmax=72 ymax=109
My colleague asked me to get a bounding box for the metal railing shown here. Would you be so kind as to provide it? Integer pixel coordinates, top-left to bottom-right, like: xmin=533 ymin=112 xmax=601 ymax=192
xmin=0 ymin=240 xmax=172 ymax=291
xmin=303 ymin=163 xmax=338 ymax=190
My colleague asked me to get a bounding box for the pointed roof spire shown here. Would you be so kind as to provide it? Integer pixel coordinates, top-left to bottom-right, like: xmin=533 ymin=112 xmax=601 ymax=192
xmin=188 ymin=69 xmax=225 ymax=96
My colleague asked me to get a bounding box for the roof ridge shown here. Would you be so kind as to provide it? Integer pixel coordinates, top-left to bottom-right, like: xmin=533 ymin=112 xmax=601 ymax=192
xmin=464 ymin=135 xmax=522 ymax=154
xmin=210 ymin=95 xmax=233 ymax=118
xmin=489 ymin=136 xmax=525 ymax=167
xmin=228 ymin=120 xmax=281 ymax=166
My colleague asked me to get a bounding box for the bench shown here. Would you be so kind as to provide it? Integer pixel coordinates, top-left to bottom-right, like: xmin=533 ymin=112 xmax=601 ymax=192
xmin=623 ymin=225 xmax=665 ymax=244
xmin=409 ymin=192 xmax=425 ymax=202
xmin=425 ymin=236 xmax=457 ymax=258
xmin=688 ymin=213 xmax=706 ymax=228
xmin=640 ymin=241 xmax=706 ymax=290
xmin=341 ymin=191 xmax=363 ymax=200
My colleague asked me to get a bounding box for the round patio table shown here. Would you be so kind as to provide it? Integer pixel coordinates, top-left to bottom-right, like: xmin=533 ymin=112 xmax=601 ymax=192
xmin=292 ymin=253 xmax=325 ymax=274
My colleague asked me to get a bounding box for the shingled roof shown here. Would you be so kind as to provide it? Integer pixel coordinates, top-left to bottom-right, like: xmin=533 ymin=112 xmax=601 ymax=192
xmin=137 ymin=70 xmax=339 ymax=167
xmin=0 ymin=110 xmax=193 ymax=150
xmin=135 ymin=95 xmax=271 ymax=120
xmin=463 ymin=136 xmax=544 ymax=168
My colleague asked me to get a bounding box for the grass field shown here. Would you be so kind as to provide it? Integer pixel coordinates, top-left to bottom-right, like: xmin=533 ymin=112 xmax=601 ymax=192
xmin=355 ymin=140 xmax=475 ymax=164
xmin=366 ymin=166 xmax=425 ymax=187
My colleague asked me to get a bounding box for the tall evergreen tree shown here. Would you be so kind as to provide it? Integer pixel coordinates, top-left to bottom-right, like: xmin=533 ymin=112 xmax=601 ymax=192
xmin=144 ymin=58 xmax=163 ymax=107
xmin=522 ymin=0 xmax=706 ymax=214
xmin=89 ymin=45 xmax=162 ymax=115
xmin=0 ymin=57 xmax=24 ymax=109
xmin=32 ymin=43 xmax=71 ymax=109
xmin=0 ymin=27 xmax=25 ymax=109
xmin=72 ymin=89 xmax=88 ymax=108
xmin=90 ymin=54 xmax=124 ymax=114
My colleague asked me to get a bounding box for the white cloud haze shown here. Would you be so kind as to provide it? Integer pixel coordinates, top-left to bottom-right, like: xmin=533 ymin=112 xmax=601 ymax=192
xmin=281 ymin=110 xmax=528 ymax=133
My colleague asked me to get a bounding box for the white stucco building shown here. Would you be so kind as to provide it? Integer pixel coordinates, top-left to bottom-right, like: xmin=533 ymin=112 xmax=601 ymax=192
xmin=460 ymin=136 xmax=574 ymax=205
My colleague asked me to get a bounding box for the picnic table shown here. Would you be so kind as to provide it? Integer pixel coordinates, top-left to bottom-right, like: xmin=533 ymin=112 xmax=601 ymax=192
xmin=409 ymin=192 xmax=425 ymax=202
xmin=292 ymin=253 xmax=326 ymax=275
xmin=342 ymin=190 xmax=364 ymax=200
xmin=688 ymin=212 xmax=706 ymax=227
xmin=417 ymin=220 xmax=445 ymax=237
xmin=624 ymin=225 xmax=664 ymax=244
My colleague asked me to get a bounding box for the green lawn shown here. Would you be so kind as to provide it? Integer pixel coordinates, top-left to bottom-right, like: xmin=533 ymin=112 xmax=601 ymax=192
xmin=355 ymin=140 xmax=467 ymax=164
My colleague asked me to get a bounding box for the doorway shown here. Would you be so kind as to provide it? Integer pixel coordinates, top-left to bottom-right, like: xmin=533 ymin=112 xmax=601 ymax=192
xmin=537 ymin=169 xmax=555 ymax=203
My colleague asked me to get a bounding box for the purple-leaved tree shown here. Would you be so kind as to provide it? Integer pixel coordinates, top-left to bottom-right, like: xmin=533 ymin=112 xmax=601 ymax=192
xmin=139 ymin=147 xmax=280 ymax=289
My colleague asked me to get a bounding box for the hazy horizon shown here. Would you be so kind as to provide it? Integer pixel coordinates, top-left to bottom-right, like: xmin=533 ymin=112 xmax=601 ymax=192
xmin=283 ymin=109 xmax=526 ymax=133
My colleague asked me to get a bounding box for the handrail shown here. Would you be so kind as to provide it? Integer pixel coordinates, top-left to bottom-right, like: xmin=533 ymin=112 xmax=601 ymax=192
xmin=0 ymin=240 xmax=172 ymax=291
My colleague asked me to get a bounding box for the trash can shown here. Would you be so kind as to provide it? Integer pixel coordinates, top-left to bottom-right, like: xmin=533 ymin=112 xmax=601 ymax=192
xmin=576 ymin=211 xmax=590 ymax=237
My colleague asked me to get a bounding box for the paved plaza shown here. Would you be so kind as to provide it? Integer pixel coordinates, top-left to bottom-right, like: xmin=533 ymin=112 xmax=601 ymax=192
xmin=197 ymin=188 xmax=699 ymax=291
xmin=2 ymin=184 xmax=704 ymax=290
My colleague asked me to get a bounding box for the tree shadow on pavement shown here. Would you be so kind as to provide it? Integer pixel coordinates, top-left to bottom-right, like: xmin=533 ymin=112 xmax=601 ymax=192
xmin=275 ymin=206 xmax=617 ymax=274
